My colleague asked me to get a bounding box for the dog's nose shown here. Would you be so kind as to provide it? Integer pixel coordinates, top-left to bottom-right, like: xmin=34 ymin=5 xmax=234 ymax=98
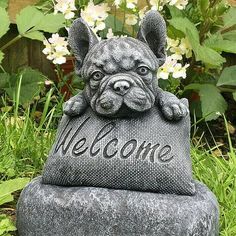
xmin=113 ymin=80 xmax=130 ymax=95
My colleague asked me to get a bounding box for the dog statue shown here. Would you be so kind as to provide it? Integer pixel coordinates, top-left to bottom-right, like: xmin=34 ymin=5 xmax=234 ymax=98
xmin=63 ymin=10 xmax=188 ymax=120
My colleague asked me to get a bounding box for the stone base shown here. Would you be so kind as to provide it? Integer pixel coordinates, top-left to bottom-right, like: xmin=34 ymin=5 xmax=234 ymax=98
xmin=17 ymin=177 xmax=219 ymax=236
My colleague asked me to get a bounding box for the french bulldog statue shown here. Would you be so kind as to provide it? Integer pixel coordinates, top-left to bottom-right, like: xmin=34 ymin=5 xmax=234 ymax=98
xmin=63 ymin=10 xmax=188 ymax=120
xmin=17 ymin=10 xmax=219 ymax=236
xmin=41 ymin=10 xmax=196 ymax=195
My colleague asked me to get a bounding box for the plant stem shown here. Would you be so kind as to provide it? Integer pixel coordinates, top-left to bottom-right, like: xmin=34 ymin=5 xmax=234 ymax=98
xmin=0 ymin=35 xmax=22 ymax=51
xmin=218 ymin=87 xmax=236 ymax=93
xmin=0 ymin=65 xmax=6 ymax=73
xmin=145 ymin=0 xmax=151 ymax=9
xmin=122 ymin=3 xmax=127 ymax=33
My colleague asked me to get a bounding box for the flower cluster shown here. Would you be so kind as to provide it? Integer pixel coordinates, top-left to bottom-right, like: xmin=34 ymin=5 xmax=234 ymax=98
xmin=157 ymin=37 xmax=191 ymax=80
xmin=167 ymin=37 xmax=192 ymax=60
xmin=158 ymin=56 xmax=189 ymax=80
xmin=125 ymin=14 xmax=138 ymax=25
xmin=54 ymin=0 xmax=77 ymax=19
xmin=42 ymin=34 xmax=70 ymax=64
xmin=81 ymin=0 xmax=110 ymax=32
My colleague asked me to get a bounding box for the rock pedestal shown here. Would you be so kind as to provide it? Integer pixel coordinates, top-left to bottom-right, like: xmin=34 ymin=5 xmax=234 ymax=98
xmin=17 ymin=177 xmax=219 ymax=236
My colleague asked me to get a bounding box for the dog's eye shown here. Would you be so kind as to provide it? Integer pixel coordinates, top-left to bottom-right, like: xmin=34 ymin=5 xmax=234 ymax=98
xmin=136 ymin=66 xmax=149 ymax=76
xmin=92 ymin=71 xmax=104 ymax=80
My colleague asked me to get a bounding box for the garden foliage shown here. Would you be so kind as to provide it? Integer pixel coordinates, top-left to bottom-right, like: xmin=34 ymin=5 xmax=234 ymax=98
xmin=0 ymin=1 xmax=235 ymax=235
xmin=0 ymin=0 xmax=236 ymax=120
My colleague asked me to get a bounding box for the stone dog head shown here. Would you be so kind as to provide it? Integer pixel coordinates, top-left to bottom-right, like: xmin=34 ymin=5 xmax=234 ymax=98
xmin=69 ymin=10 xmax=166 ymax=117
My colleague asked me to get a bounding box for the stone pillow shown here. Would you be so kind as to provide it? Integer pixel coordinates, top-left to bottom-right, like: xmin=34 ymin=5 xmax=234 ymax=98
xmin=42 ymin=104 xmax=196 ymax=195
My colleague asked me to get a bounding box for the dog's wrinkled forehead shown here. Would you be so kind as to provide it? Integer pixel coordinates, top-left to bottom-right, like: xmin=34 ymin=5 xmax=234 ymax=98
xmin=81 ymin=37 xmax=159 ymax=79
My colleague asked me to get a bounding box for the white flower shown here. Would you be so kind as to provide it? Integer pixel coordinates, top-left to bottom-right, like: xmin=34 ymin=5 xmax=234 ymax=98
xmin=54 ymin=0 xmax=76 ymax=19
xmin=169 ymin=48 xmax=183 ymax=60
xmin=157 ymin=56 xmax=176 ymax=79
xmin=43 ymin=34 xmax=70 ymax=65
xmin=114 ymin=0 xmax=122 ymax=7
xmin=172 ymin=63 xmax=189 ymax=79
xmin=149 ymin=0 xmax=165 ymax=10
xmin=45 ymin=80 xmax=54 ymax=86
xmin=126 ymin=0 xmax=138 ymax=9
xmin=81 ymin=0 xmax=110 ymax=32
xmin=157 ymin=56 xmax=189 ymax=79
xmin=167 ymin=37 xmax=192 ymax=59
xmin=169 ymin=0 xmax=188 ymax=9
xmin=65 ymin=11 xmax=75 ymax=19
xmin=106 ymin=28 xmax=115 ymax=39
xmin=167 ymin=37 xmax=179 ymax=50
xmin=179 ymin=37 xmax=192 ymax=58
xmin=125 ymin=14 xmax=138 ymax=25
xmin=95 ymin=21 xmax=106 ymax=31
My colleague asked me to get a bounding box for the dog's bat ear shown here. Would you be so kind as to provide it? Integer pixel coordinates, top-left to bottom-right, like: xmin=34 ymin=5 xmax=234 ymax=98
xmin=137 ymin=10 xmax=166 ymax=66
xmin=68 ymin=18 xmax=99 ymax=73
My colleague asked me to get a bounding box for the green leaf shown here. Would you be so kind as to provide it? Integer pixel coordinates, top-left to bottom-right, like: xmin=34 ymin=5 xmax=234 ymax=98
xmin=204 ymin=34 xmax=236 ymax=54
xmin=23 ymin=31 xmax=45 ymax=41
xmin=169 ymin=17 xmax=225 ymax=66
xmin=197 ymin=46 xmax=225 ymax=66
xmin=0 ymin=195 xmax=13 ymax=206
xmin=104 ymin=15 xmax=130 ymax=35
xmin=167 ymin=25 xmax=185 ymax=38
xmin=233 ymin=92 xmax=236 ymax=101
xmin=223 ymin=8 xmax=236 ymax=28
xmin=222 ymin=30 xmax=236 ymax=41
xmin=169 ymin=17 xmax=199 ymax=43
xmin=4 ymin=68 xmax=46 ymax=105
xmin=0 ymin=0 xmax=8 ymax=9
xmin=197 ymin=0 xmax=209 ymax=15
xmin=167 ymin=6 xmax=183 ymax=18
xmin=16 ymin=6 xmax=44 ymax=34
xmin=0 ymin=7 xmax=10 ymax=38
xmin=0 ymin=178 xmax=30 ymax=205
xmin=186 ymin=30 xmax=225 ymax=66
xmin=34 ymin=13 xmax=65 ymax=33
xmin=0 ymin=214 xmax=16 ymax=235
xmin=217 ymin=66 xmax=236 ymax=87
xmin=185 ymin=84 xmax=227 ymax=121
xmin=16 ymin=6 xmax=65 ymax=39
xmin=0 ymin=51 xmax=4 ymax=64
xmin=0 ymin=73 xmax=10 ymax=88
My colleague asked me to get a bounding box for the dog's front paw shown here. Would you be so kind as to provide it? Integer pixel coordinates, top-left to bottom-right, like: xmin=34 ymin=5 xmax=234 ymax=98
xmin=161 ymin=98 xmax=189 ymax=121
xmin=63 ymin=100 xmax=82 ymax=116
xmin=63 ymin=96 xmax=88 ymax=117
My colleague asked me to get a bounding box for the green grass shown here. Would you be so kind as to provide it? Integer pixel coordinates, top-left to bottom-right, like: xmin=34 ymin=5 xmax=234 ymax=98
xmin=191 ymin=117 xmax=236 ymax=236
xmin=0 ymin=100 xmax=235 ymax=235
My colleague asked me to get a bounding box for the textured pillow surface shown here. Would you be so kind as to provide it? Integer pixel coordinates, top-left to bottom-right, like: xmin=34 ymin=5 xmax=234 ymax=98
xmin=42 ymin=106 xmax=195 ymax=195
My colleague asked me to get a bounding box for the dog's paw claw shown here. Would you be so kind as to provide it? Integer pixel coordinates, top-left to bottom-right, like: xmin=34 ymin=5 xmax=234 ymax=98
xmin=162 ymin=101 xmax=189 ymax=121
xmin=63 ymin=101 xmax=83 ymax=116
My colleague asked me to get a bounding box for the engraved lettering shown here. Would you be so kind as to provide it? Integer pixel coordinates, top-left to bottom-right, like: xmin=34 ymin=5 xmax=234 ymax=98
xmin=120 ymin=139 xmax=137 ymax=159
xmin=158 ymin=145 xmax=173 ymax=163
xmin=53 ymin=117 xmax=174 ymax=163
xmin=72 ymin=138 xmax=88 ymax=156
xmin=54 ymin=117 xmax=90 ymax=155
xmin=90 ymin=122 xmax=116 ymax=157
xmin=135 ymin=141 xmax=160 ymax=163
xmin=103 ymin=138 xmax=118 ymax=158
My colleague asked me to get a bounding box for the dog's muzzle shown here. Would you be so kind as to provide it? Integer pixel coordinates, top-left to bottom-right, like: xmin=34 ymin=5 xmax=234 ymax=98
xmin=112 ymin=80 xmax=131 ymax=95
xmin=90 ymin=74 xmax=155 ymax=116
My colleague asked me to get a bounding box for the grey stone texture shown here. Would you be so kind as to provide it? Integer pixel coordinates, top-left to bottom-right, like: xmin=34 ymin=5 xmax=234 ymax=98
xmin=17 ymin=10 xmax=220 ymax=236
xmin=42 ymin=104 xmax=195 ymax=195
xmin=64 ymin=10 xmax=189 ymax=121
xmin=17 ymin=177 xmax=219 ymax=236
